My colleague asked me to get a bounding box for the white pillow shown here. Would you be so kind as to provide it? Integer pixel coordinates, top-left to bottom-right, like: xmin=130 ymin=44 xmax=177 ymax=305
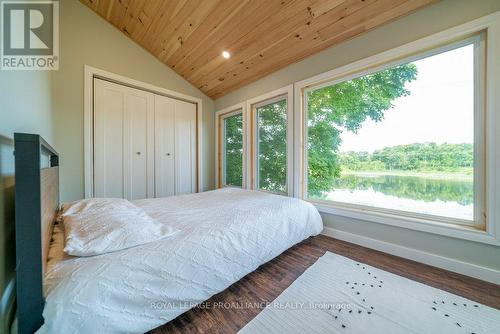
xmin=60 ymin=198 xmax=176 ymax=256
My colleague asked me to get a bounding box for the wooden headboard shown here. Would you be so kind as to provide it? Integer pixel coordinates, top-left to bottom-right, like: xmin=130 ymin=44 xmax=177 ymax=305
xmin=14 ymin=133 xmax=59 ymax=334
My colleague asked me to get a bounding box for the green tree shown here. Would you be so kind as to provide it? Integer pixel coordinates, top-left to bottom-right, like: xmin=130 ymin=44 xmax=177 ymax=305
xmin=256 ymin=100 xmax=287 ymax=192
xmin=307 ymin=64 xmax=418 ymax=197
xmin=222 ymin=100 xmax=288 ymax=192
xmin=224 ymin=114 xmax=243 ymax=186
xmin=339 ymin=143 xmax=474 ymax=172
xmin=222 ymin=64 xmax=417 ymax=196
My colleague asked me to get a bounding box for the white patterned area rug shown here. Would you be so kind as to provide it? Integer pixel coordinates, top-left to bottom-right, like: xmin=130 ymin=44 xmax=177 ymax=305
xmin=239 ymin=252 xmax=500 ymax=334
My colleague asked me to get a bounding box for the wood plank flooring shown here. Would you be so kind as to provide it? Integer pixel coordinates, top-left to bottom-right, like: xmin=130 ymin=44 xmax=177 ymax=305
xmin=150 ymin=235 xmax=500 ymax=333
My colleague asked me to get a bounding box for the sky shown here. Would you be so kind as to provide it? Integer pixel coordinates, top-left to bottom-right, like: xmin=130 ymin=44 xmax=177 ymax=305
xmin=339 ymin=44 xmax=474 ymax=153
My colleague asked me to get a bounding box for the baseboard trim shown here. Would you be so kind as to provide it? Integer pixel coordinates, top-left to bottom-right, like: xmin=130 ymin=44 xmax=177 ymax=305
xmin=322 ymin=227 xmax=500 ymax=285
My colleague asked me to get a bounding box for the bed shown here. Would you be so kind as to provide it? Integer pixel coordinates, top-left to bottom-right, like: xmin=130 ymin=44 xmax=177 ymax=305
xmin=14 ymin=134 xmax=323 ymax=334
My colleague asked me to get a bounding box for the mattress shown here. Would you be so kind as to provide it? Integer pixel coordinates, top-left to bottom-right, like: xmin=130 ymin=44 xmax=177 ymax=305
xmin=45 ymin=220 xmax=70 ymax=283
xmin=38 ymin=188 xmax=323 ymax=333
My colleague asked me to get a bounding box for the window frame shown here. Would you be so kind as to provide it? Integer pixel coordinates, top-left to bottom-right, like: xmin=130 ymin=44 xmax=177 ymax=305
xmin=221 ymin=110 xmax=244 ymax=188
xmin=302 ymin=35 xmax=485 ymax=228
xmin=215 ymin=103 xmax=247 ymax=189
xmin=293 ymin=14 xmax=500 ymax=246
xmin=251 ymin=95 xmax=289 ymax=194
xmin=246 ymin=85 xmax=294 ymax=196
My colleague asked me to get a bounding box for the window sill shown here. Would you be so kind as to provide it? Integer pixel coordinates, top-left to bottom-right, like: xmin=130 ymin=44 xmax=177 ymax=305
xmin=312 ymin=201 xmax=500 ymax=246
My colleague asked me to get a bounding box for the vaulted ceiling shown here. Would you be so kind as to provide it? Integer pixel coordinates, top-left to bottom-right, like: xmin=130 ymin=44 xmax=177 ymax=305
xmin=80 ymin=0 xmax=437 ymax=99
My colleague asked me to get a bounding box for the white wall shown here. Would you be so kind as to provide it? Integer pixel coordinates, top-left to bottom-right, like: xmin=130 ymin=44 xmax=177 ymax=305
xmin=53 ymin=0 xmax=215 ymax=201
xmin=215 ymin=0 xmax=500 ymax=276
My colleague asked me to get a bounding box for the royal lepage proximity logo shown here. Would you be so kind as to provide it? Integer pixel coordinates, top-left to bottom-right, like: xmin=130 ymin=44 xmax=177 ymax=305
xmin=1 ymin=0 xmax=59 ymax=70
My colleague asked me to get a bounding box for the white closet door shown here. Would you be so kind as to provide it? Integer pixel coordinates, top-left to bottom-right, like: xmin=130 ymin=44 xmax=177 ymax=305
xmin=174 ymin=99 xmax=197 ymax=195
xmin=154 ymin=95 xmax=176 ymax=197
xmin=154 ymin=96 xmax=197 ymax=197
xmin=94 ymin=79 xmax=124 ymax=198
xmin=93 ymin=79 xmax=154 ymax=200
xmin=123 ymin=90 xmax=154 ymax=200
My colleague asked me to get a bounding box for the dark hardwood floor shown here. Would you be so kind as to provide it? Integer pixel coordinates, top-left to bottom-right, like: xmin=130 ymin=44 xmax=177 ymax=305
xmin=150 ymin=235 xmax=500 ymax=334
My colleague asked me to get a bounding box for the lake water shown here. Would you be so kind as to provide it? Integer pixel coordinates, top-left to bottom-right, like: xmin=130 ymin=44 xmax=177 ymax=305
xmin=324 ymin=174 xmax=473 ymax=220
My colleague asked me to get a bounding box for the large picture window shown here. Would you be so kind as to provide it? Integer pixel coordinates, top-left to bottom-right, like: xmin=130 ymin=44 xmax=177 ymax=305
xmin=252 ymin=96 xmax=288 ymax=193
xmin=304 ymin=35 xmax=485 ymax=225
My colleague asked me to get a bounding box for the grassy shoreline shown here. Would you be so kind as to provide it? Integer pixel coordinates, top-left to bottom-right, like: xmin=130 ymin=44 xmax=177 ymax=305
xmin=342 ymin=169 xmax=473 ymax=181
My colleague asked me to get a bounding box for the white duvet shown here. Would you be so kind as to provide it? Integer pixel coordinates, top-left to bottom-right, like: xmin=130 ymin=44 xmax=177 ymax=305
xmin=39 ymin=188 xmax=323 ymax=334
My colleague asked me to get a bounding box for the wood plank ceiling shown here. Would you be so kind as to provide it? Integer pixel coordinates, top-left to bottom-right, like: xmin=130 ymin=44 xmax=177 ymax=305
xmin=80 ymin=0 xmax=438 ymax=99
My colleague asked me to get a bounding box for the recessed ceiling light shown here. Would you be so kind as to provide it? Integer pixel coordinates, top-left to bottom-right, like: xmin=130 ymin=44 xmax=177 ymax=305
xmin=222 ymin=51 xmax=231 ymax=59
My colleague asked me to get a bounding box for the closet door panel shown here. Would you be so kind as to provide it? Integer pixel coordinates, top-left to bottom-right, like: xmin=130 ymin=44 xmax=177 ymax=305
xmin=123 ymin=91 xmax=154 ymax=200
xmin=154 ymin=95 xmax=176 ymax=198
xmin=94 ymin=79 xmax=124 ymax=198
xmin=174 ymin=100 xmax=197 ymax=194
xmin=93 ymin=79 xmax=154 ymax=200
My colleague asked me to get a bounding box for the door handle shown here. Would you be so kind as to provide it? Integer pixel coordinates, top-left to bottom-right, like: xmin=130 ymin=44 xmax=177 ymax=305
xmin=136 ymin=152 xmax=141 ymax=155
xmin=166 ymin=153 xmax=171 ymax=156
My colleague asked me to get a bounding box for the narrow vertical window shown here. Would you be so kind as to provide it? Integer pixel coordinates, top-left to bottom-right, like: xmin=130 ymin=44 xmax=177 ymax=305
xmin=220 ymin=111 xmax=243 ymax=187
xmin=254 ymin=97 xmax=287 ymax=193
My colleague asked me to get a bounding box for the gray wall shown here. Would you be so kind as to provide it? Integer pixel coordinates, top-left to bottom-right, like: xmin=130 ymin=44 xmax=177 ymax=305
xmin=53 ymin=0 xmax=216 ymax=201
xmin=215 ymin=0 xmax=500 ymax=272
xmin=0 ymin=71 xmax=54 ymax=142
xmin=0 ymin=0 xmax=217 ymax=328
xmin=0 ymin=70 xmax=53 ymax=332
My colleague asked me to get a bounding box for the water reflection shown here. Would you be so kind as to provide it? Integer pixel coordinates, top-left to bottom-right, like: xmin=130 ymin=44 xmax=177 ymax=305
xmin=323 ymin=174 xmax=474 ymax=220
xmin=334 ymin=174 xmax=473 ymax=205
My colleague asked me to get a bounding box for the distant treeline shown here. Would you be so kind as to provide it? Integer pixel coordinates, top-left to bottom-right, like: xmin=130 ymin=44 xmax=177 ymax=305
xmin=339 ymin=143 xmax=473 ymax=171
